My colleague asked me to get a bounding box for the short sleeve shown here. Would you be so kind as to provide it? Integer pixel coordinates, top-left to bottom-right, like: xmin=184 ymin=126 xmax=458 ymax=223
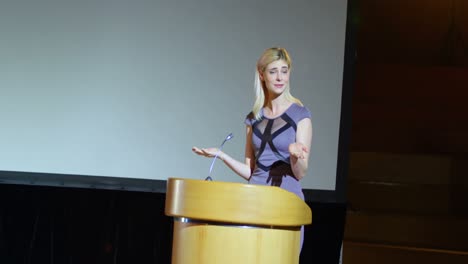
xmin=244 ymin=111 xmax=255 ymax=126
xmin=292 ymin=105 xmax=312 ymax=123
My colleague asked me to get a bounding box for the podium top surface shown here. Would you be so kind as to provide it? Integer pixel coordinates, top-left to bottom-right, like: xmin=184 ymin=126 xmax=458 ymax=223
xmin=165 ymin=178 xmax=312 ymax=227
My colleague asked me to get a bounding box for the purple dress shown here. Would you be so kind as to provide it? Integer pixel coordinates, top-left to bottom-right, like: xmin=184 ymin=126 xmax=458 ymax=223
xmin=245 ymin=103 xmax=311 ymax=250
xmin=245 ymin=103 xmax=311 ymax=198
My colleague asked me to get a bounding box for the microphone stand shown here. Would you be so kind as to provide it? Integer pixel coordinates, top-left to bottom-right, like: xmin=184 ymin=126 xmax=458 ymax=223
xmin=205 ymin=133 xmax=233 ymax=181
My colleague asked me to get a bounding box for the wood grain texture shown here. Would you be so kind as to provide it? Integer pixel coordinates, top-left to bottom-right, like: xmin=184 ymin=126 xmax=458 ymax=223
xmin=172 ymin=221 xmax=301 ymax=264
xmin=165 ymin=178 xmax=312 ymax=227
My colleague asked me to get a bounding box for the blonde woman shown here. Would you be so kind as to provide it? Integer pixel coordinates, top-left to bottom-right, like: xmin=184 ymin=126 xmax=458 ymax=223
xmin=192 ymin=47 xmax=313 ymax=248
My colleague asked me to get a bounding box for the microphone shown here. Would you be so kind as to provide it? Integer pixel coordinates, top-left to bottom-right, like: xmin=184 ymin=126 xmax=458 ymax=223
xmin=205 ymin=133 xmax=234 ymax=181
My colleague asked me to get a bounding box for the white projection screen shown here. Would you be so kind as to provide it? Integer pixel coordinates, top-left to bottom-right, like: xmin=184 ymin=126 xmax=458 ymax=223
xmin=0 ymin=0 xmax=352 ymax=201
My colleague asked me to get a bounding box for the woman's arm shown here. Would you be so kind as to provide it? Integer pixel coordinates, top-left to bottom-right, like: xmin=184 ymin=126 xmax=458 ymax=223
xmin=192 ymin=125 xmax=255 ymax=181
xmin=289 ymin=118 xmax=313 ymax=180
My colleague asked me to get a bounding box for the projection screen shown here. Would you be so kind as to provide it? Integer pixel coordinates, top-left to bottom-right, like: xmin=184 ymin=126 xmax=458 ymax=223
xmin=0 ymin=0 xmax=352 ymax=202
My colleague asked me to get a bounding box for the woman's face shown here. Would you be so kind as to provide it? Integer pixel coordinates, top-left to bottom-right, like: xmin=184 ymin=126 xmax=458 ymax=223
xmin=261 ymin=59 xmax=290 ymax=97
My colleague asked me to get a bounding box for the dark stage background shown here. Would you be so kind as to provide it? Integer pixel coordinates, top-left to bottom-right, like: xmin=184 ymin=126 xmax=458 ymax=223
xmin=0 ymin=184 xmax=346 ymax=264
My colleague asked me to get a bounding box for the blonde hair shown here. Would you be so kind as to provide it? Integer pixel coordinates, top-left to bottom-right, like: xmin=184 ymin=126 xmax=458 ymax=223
xmin=252 ymin=47 xmax=303 ymax=120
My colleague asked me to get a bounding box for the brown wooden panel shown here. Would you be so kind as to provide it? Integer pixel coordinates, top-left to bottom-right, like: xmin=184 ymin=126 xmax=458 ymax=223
xmin=343 ymin=241 xmax=468 ymax=264
xmin=347 ymin=182 xmax=452 ymax=215
xmin=344 ymin=212 xmax=468 ymax=251
xmin=350 ymin=127 xmax=468 ymax=153
xmin=352 ymin=104 xmax=468 ymax=124
xmin=354 ymin=64 xmax=468 ymax=100
xmin=350 ymin=63 xmax=468 ymax=152
xmin=348 ymin=152 xmax=453 ymax=184
xmin=357 ymin=1 xmax=468 ymax=65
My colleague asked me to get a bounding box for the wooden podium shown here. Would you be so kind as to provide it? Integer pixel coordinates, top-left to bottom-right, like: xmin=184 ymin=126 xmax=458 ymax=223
xmin=165 ymin=178 xmax=312 ymax=264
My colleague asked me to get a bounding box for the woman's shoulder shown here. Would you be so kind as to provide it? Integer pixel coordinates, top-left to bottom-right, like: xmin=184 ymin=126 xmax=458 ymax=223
xmin=288 ymin=103 xmax=311 ymax=121
xmin=244 ymin=111 xmax=256 ymax=126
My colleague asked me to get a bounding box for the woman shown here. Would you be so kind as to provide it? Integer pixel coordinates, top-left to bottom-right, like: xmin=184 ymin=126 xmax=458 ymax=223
xmin=192 ymin=47 xmax=312 ymax=248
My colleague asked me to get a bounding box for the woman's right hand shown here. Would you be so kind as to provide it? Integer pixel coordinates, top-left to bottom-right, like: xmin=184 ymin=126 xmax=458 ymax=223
xmin=192 ymin=146 xmax=221 ymax=159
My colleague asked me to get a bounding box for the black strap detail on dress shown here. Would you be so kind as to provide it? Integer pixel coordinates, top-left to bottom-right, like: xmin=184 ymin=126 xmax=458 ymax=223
xmin=281 ymin=113 xmax=297 ymax=131
xmin=253 ymin=114 xmax=297 ymax=172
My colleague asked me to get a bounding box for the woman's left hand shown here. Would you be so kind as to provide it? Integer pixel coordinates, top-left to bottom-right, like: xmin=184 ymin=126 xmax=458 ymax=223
xmin=289 ymin=142 xmax=308 ymax=159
